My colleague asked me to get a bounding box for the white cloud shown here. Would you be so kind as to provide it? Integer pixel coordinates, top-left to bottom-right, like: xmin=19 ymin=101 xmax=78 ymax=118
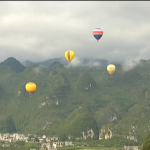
xmin=67 ymin=57 xmax=81 ymax=67
xmin=121 ymin=59 xmax=141 ymax=72
xmin=0 ymin=1 xmax=150 ymax=63
xmin=87 ymin=61 xmax=100 ymax=68
xmin=67 ymin=57 xmax=101 ymax=68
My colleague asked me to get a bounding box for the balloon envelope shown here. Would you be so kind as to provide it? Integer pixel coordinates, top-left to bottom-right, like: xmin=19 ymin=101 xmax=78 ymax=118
xmin=107 ymin=64 xmax=116 ymax=75
xmin=65 ymin=50 xmax=75 ymax=62
xmin=93 ymin=28 xmax=103 ymax=41
xmin=25 ymin=82 xmax=37 ymax=93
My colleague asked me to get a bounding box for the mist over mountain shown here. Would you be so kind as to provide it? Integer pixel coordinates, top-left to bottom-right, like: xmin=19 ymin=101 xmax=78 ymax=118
xmin=22 ymin=57 xmax=111 ymax=68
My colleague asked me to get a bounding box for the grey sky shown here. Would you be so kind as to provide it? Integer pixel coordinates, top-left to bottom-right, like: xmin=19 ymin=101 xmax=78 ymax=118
xmin=0 ymin=1 xmax=150 ymax=63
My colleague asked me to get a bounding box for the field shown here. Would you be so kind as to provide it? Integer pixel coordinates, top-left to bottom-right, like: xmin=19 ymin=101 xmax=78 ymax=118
xmin=60 ymin=147 xmax=122 ymax=150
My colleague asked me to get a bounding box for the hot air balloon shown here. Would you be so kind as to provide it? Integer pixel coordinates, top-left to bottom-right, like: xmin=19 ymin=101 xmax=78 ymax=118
xmin=65 ymin=50 xmax=75 ymax=62
xmin=107 ymin=64 xmax=116 ymax=75
xmin=93 ymin=28 xmax=103 ymax=41
xmin=25 ymin=82 xmax=37 ymax=94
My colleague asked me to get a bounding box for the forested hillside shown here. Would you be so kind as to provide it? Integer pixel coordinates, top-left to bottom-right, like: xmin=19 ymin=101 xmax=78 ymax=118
xmin=0 ymin=57 xmax=150 ymax=146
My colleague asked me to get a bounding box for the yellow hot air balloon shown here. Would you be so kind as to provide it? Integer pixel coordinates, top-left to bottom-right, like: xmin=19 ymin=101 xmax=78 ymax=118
xmin=65 ymin=50 xmax=75 ymax=62
xmin=107 ymin=64 xmax=116 ymax=75
xmin=25 ymin=82 xmax=37 ymax=94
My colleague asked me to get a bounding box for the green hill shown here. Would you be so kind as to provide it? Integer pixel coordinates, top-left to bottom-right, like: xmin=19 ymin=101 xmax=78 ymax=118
xmin=0 ymin=57 xmax=150 ymax=146
xmin=0 ymin=57 xmax=25 ymax=72
xmin=142 ymin=133 xmax=150 ymax=150
xmin=0 ymin=115 xmax=17 ymax=133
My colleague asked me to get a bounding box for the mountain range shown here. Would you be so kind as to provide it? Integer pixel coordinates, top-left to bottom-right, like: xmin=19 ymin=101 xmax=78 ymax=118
xmin=22 ymin=57 xmax=116 ymax=68
xmin=0 ymin=57 xmax=149 ymax=147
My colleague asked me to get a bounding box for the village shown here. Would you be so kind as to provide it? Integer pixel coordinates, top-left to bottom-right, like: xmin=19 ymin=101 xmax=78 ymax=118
xmin=0 ymin=133 xmax=74 ymax=150
xmin=0 ymin=133 xmax=141 ymax=150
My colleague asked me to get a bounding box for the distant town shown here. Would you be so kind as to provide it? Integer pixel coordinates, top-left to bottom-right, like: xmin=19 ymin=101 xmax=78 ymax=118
xmin=0 ymin=133 xmax=74 ymax=150
xmin=0 ymin=133 xmax=141 ymax=150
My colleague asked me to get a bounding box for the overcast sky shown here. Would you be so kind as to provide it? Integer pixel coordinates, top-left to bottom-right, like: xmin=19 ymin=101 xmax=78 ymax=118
xmin=0 ymin=1 xmax=150 ymax=64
